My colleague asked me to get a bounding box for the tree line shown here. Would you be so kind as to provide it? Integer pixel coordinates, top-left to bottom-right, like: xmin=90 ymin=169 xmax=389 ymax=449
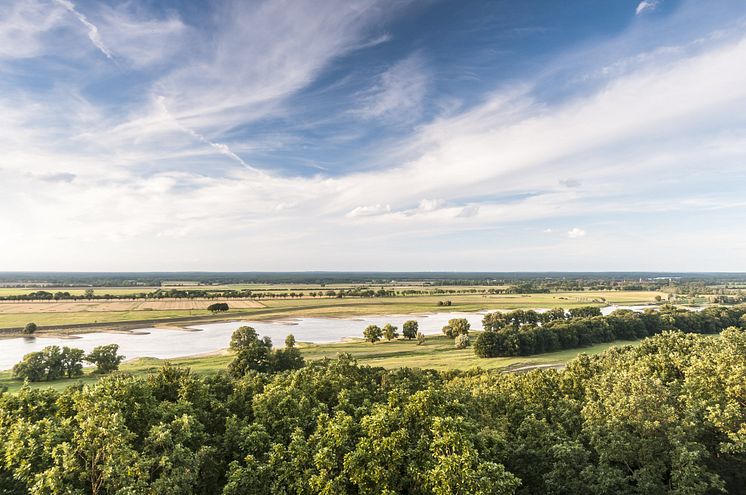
xmin=12 ymin=344 xmax=125 ymax=381
xmin=474 ymin=305 xmax=746 ymax=357
xmin=0 ymin=328 xmax=744 ymax=494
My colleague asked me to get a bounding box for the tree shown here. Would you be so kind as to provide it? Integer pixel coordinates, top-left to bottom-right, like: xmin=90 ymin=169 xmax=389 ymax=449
xmin=442 ymin=318 xmax=470 ymax=338
xmin=568 ymin=306 xmax=602 ymax=319
xmin=416 ymin=332 xmax=426 ymax=345
xmin=61 ymin=346 xmax=85 ymax=378
xmin=272 ymin=334 xmax=305 ymax=371
xmin=207 ymin=302 xmax=230 ymax=313
xmin=12 ymin=351 xmax=47 ymax=381
xmin=41 ymin=345 xmax=65 ymax=380
xmin=363 ymin=325 xmax=383 ymax=343
xmin=402 ymin=320 xmax=418 ymax=339
xmin=382 ymin=323 xmax=398 ymax=341
xmin=86 ymin=344 xmax=124 ymax=374
xmin=23 ymin=322 xmax=37 ymax=335
xmin=228 ymin=326 xmax=273 ymax=376
xmin=85 ymin=288 xmax=95 ymax=299
xmin=474 ymin=331 xmax=502 ymax=358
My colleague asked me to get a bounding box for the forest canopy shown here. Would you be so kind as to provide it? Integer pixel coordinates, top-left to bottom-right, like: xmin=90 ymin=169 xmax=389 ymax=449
xmin=0 ymin=328 xmax=744 ymax=494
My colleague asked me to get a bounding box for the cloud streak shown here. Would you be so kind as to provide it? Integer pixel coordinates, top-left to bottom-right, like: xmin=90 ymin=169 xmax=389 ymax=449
xmin=53 ymin=0 xmax=113 ymax=58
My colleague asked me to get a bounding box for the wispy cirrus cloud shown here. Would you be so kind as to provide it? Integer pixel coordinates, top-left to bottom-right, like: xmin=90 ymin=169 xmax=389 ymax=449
xmin=356 ymin=54 xmax=429 ymax=122
xmin=2 ymin=0 xmax=746 ymax=271
xmin=53 ymin=0 xmax=112 ymax=58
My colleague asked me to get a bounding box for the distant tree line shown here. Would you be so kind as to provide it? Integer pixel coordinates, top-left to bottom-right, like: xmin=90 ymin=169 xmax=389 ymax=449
xmin=474 ymin=305 xmax=746 ymax=358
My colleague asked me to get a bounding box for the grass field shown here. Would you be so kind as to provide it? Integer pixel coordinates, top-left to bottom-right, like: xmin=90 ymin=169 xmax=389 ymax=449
xmin=0 ymin=291 xmax=665 ymax=331
xmin=0 ymin=335 xmax=642 ymax=393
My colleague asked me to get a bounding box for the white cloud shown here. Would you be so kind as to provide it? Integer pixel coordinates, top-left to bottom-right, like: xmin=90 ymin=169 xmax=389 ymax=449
xmin=456 ymin=205 xmax=480 ymax=218
xmin=53 ymin=0 xmax=113 ymax=58
xmin=356 ymin=54 xmax=429 ymax=121
xmin=0 ymin=1 xmax=65 ymax=59
xmin=416 ymin=199 xmax=446 ymax=212
xmin=94 ymin=5 xmax=186 ymax=68
xmin=636 ymin=1 xmax=659 ymax=16
xmin=347 ymin=204 xmax=392 ymax=218
xmin=567 ymin=228 xmax=586 ymax=238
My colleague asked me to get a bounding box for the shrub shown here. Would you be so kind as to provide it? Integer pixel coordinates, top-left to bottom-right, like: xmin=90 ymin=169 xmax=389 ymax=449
xmin=455 ymin=334 xmax=470 ymax=349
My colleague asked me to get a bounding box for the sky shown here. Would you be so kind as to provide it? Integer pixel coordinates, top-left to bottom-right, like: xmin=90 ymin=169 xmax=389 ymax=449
xmin=1 ymin=0 xmax=746 ymax=272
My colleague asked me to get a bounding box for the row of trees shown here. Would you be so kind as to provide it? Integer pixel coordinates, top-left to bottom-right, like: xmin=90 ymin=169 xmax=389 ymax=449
xmin=363 ymin=320 xmax=420 ymax=343
xmin=0 ymin=329 xmax=744 ymax=493
xmin=12 ymin=344 xmax=124 ymax=381
xmin=474 ymin=305 xmax=746 ymax=357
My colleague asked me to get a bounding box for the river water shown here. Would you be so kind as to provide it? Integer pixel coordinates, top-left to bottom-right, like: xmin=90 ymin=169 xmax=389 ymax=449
xmin=0 ymin=305 xmax=653 ymax=370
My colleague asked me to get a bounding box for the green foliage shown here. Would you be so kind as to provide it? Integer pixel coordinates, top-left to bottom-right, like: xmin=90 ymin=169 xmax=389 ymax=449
xmin=208 ymin=302 xmax=230 ymax=313
xmin=0 ymin=331 xmax=744 ymax=494
xmin=402 ymin=320 xmax=418 ymax=339
xmin=476 ymin=305 xmax=746 ymax=358
xmin=228 ymin=327 xmax=305 ymax=377
xmin=442 ymin=318 xmax=470 ymax=338
xmin=382 ymin=323 xmax=398 ymax=341
xmin=363 ymin=324 xmax=383 ymax=343
xmin=12 ymin=345 xmax=85 ymax=381
xmin=86 ymin=344 xmax=125 ymax=374
xmin=454 ymin=333 xmax=470 ymax=349
xmin=22 ymin=322 xmax=37 ymax=334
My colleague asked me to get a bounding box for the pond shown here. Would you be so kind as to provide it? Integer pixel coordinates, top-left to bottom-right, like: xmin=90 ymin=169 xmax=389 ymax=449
xmin=0 ymin=305 xmax=653 ymax=370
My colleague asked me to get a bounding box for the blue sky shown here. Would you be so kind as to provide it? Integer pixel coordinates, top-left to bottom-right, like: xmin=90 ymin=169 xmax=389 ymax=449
xmin=2 ymin=0 xmax=746 ymax=271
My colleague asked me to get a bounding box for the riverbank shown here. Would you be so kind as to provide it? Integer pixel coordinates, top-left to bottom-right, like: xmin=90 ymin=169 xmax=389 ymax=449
xmin=0 ymin=336 xmax=641 ymax=393
xmin=0 ymin=290 xmax=665 ymax=336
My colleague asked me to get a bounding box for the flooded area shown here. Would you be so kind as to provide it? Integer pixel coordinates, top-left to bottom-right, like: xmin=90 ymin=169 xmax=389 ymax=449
xmin=0 ymin=305 xmax=654 ymax=370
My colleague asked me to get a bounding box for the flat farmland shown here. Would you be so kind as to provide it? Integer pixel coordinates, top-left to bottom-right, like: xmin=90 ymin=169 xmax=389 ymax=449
xmin=0 ymin=290 xmax=666 ymax=331
xmin=0 ymin=298 xmax=265 ymax=313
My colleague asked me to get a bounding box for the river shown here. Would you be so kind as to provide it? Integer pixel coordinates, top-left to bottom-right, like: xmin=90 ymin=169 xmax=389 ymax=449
xmin=0 ymin=305 xmax=654 ymax=370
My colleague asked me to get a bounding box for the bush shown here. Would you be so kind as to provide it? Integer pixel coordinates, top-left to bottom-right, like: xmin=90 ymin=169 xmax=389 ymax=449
xmin=23 ymin=322 xmax=37 ymax=335
xmin=416 ymin=332 xmax=426 ymax=345
xmin=455 ymin=334 xmax=470 ymax=349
